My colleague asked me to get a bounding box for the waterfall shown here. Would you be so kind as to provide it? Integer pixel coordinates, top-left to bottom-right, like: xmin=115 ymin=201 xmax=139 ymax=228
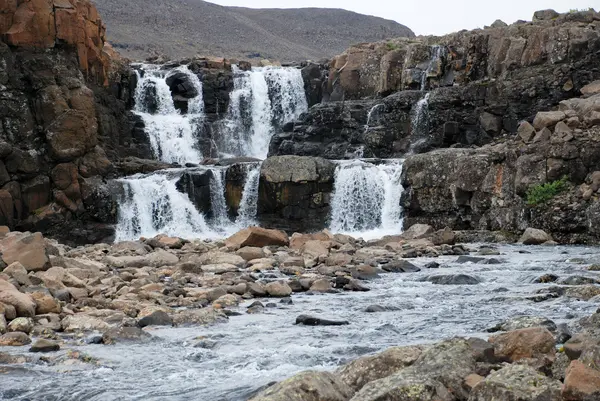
xmin=115 ymin=171 xmax=215 ymax=241
xmin=329 ymin=160 xmax=404 ymax=239
xmin=214 ymin=66 xmax=307 ymax=159
xmin=209 ymin=167 xmax=230 ymax=227
xmin=133 ymin=64 xmax=205 ymax=164
xmin=409 ymin=92 xmax=431 ymax=153
xmin=364 ymin=104 xmax=384 ymax=132
xmin=420 ymin=45 xmax=446 ymax=91
xmin=236 ymin=163 xmax=262 ymax=226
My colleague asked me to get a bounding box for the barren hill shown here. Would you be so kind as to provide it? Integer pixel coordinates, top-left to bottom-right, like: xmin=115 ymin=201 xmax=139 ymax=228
xmin=93 ymin=0 xmax=415 ymax=62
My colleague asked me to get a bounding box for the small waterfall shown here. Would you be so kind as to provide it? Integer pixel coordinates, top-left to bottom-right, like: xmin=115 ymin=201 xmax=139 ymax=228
xmin=364 ymin=104 xmax=384 ymax=132
xmin=236 ymin=163 xmax=262 ymax=226
xmin=209 ymin=167 xmax=230 ymax=226
xmin=133 ymin=64 xmax=205 ymax=164
xmin=214 ymin=66 xmax=307 ymax=159
xmin=420 ymin=45 xmax=446 ymax=91
xmin=115 ymin=171 xmax=215 ymax=241
xmin=329 ymin=160 xmax=404 ymax=239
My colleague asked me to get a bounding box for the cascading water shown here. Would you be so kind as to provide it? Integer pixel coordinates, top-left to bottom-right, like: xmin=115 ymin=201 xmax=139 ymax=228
xmin=133 ymin=64 xmax=205 ymax=164
xmin=364 ymin=103 xmax=384 ymax=132
xmin=420 ymin=45 xmax=446 ymax=91
xmin=329 ymin=160 xmax=404 ymax=239
xmin=214 ymin=66 xmax=307 ymax=158
xmin=209 ymin=167 xmax=230 ymax=227
xmin=409 ymin=92 xmax=431 ymax=153
xmin=236 ymin=163 xmax=262 ymax=226
xmin=115 ymin=171 xmax=215 ymax=241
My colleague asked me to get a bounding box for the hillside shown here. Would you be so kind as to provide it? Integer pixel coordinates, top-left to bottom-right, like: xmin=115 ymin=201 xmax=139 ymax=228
xmin=93 ymin=0 xmax=415 ymax=62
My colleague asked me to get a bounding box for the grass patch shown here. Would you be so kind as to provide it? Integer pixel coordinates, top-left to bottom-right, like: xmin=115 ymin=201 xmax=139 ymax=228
xmin=526 ymin=176 xmax=568 ymax=206
xmin=385 ymin=41 xmax=400 ymax=51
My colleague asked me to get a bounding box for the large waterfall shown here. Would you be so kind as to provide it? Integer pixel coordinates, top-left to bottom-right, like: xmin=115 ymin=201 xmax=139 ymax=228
xmin=133 ymin=64 xmax=205 ymax=164
xmin=214 ymin=66 xmax=307 ymax=158
xmin=329 ymin=160 xmax=404 ymax=239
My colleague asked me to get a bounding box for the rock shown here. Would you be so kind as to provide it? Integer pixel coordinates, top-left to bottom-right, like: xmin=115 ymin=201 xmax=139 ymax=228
xmin=296 ymin=315 xmax=349 ymax=326
xmin=469 ymin=364 xmax=561 ymax=400
xmin=0 ymin=332 xmax=31 ymax=346
xmin=0 ymin=279 xmax=36 ymax=317
xmin=102 ymin=326 xmax=151 ymax=344
xmin=7 ymin=317 xmax=33 ymax=334
xmin=29 ymin=339 xmax=60 ymax=353
xmin=465 ymin=373 xmax=484 ymax=390
xmin=381 ymin=260 xmax=420 ymax=273
xmin=456 ymin=256 xmax=485 ymax=264
xmin=236 ymin=247 xmax=265 ymax=261
xmin=3 ymin=262 xmax=31 ymax=286
xmin=213 ymin=294 xmax=239 ymax=308
xmin=309 ymin=279 xmax=332 ymax=293
xmin=106 ymin=249 xmax=179 ymax=268
xmin=487 ymin=316 xmax=557 ymax=333
xmin=265 ymin=281 xmax=292 ymax=297
xmin=533 ymin=111 xmax=566 ymax=130
xmin=426 ymin=274 xmax=480 ymax=285
xmin=194 ymin=251 xmax=245 ymax=267
xmin=137 ymin=311 xmax=173 ymax=328
xmin=248 ymin=282 xmax=267 ymax=297
xmin=0 ymin=303 xmax=17 ymax=320
xmin=431 ymin=227 xmax=455 ymax=245
xmin=249 ymin=371 xmax=353 ymax=401
xmin=337 ymin=345 xmax=424 ymax=391
xmin=61 ymin=314 xmax=111 ymax=333
xmin=402 ymin=224 xmax=434 ymax=240
xmin=489 ymin=327 xmax=556 ymax=363
xmin=561 ymin=276 xmax=598 ymax=285
xmin=172 ymin=308 xmax=228 ymax=326
xmin=518 ymin=121 xmax=536 ymax=142
xmin=302 ymin=240 xmax=330 ymax=263
xmin=146 ymin=235 xmax=184 ymax=249
xmin=352 ymin=265 xmax=381 ymax=280
xmin=0 ymin=314 xmax=5 ymax=334
xmin=424 ymin=261 xmax=440 ymax=269
xmin=564 ymin=335 xmax=599 ymax=361
xmin=365 ymin=305 xmax=387 ymax=313
xmin=344 ymin=279 xmax=370 ymax=292
xmin=519 ymin=228 xmax=552 ymax=245
xmin=0 ymin=232 xmax=50 ymax=272
xmin=290 ymin=232 xmax=331 ymax=250
xmin=226 ymin=227 xmax=289 ymax=249
xmin=581 ymin=80 xmax=600 ymax=97
xmin=562 ymin=360 xmax=600 ymax=400
xmin=533 ymin=9 xmax=560 ymax=21
xmin=534 ymin=274 xmax=559 ymax=283
xmin=31 ymin=292 xmax=61 ymax=314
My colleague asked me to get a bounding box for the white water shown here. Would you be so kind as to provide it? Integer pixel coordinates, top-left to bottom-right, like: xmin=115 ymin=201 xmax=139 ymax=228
xmin=329 ymin=160 xmax=404 ymax=239
xmin=215 ymin=66 xmax=307 ymax=158
xmin=133 ymin=65 xmax=205 ymax=164
xmin=209 ymin=167 xmax=230 ymax=227
xmin=236 ymin=163 xmax=262 ymax=226
xmin=420 ymin=45 xmax=446 ymax=91
xmin=364 ymin=103 xmax=384 ymax=132
xmin=411 ymin=92 xmax=431 ymax=146
xmin=115 ymin=171 xmax=216 ymax=241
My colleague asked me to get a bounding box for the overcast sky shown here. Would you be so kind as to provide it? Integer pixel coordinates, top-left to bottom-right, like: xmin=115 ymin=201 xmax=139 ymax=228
xmin=208 ymin=0 xmax=596 ymax=35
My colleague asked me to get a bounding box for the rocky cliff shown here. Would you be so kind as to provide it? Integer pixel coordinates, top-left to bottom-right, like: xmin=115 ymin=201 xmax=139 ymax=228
xmin=270 ymin=9 xmax=600 ymax=159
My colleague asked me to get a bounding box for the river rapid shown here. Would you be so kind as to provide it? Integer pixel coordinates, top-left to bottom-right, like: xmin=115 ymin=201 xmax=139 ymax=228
xmin=1 ymin=244 xmax=599 ymax=401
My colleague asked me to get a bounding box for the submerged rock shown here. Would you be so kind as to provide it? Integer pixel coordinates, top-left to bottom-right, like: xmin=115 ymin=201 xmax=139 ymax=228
xmin=425 ymin=274 xmax=481 ymax=285
xmin=296 ymin=315 xmax=349 ymax=326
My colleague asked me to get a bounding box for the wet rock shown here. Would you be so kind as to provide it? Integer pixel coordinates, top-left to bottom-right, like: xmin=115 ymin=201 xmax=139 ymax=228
xmin=344 ymin=279 xmax=369 ymax=292
xmin=7 ymin=317 xmax=33 ymax=334
xmin=85 ymin=334 xmax=104 ymax=344
xmin=534 ymin=274 xmax=559 ymax=283
xmin=137 ymin=311 xmax=173 ymax=328
xmin=248 ymin=282 xmax=267 ymax=297
xmin=365 ymin=305 xmax=387 ymax=313
xmin=0 ymin=279 xmax=36 ymax=317
xmin=381 ymin=260 xmax=420 ymax=273
xmin=456 ymin=256 xmax=485 ymax=264
xmin=566 ymin=285 xmax=600 ymax=300
xmin=226 ymin=227 xmax=289 ymax=249
xmin=102 ymin=326 xmax=152 ymax=344
xmin=426 ymin=274 xmax=481 ymax=285
xmin=352 ymin=265 xmax=381 ymax=280
xmin=29 ymin=339 xmax=60 ymax=353
xmin=61 ymin=314 xmax=111 ymax=333
xmin=249 ymin=371 xmax=353 ymax=401
xmin=555 ymin=323 xmax=572 ymax=344
xmin=172 ymin=308 xmax=228 ymax=326
xmin=296 ymin=315 xmax=349 ymax=326
xmin=265 ymin=281 xmax=292 ymax=297
xmin=487 ymin=316 xmax=557 ymax=333
xmin=519 ymin=228 xmax=552 ymax=245
xmin=469 ymin=364 xmax=561 ymax=400
xmin=0 ymin=332 xmax=31 ymax=346
xmin=401 ymin=224 xmax=434 ymax=240
xmin=489 ymin=327 xmax=556 ymax=363
xmin=280 ymin=297 xmax=293 ymax=305
xmin=309 ymin=279 xmax=332 ymax=293
xmin=431 ymin=228 xmax=455 ymax=245
xmin=562 ymin=360 xmax=600 ymax=401
xmin=424 ymin=261 xmax=440 ymax=269
xmin=560 ymin=276 xmax=598 ymax=285
xmin=337 ymin=345 xmax=424 ymax=391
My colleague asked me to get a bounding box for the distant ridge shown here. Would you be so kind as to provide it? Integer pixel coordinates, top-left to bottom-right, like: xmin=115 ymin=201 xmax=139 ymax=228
xmin=93 ymin=0 xmax=415 ymax=62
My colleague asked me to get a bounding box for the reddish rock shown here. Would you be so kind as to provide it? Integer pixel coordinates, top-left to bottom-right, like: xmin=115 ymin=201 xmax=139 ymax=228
xmin=0 ymin=232 xmax=50 ymax=272
xmin=4 ymin=0 xmax=56 ymax=47
xmin=226 ymin=227 xmax=289 ymax=249
xmin=489 ymin=327 xmax=556 ymax=363
xmin=562 ymin=360 xmax=600 ymax=400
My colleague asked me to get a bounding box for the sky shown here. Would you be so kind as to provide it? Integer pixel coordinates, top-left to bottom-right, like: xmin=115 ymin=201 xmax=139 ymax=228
xmin=208 ymin=0 xmax=597 ymax=36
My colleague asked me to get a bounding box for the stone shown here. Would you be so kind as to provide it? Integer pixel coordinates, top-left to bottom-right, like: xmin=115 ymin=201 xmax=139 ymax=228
xmin=265 ymin=281 xmax=292 ymax=297
xmin=248 ymin=282 xmax=267 ymax=297
xmin=0 ymin=232 xmax=50 ymax=272
xmin=533 ymin=9 xmax=559 ymax=21
xmin=102 ymin=326 xmax=151 ymax=344
xmin=533 ymin=111 xmax=566 ymax=130
xmin=581 ymin=80 xmax=600 ymax=97
xmin=302 ymin=240 xmax=330 ymax=262
xmin=479 ymin=112 xmax=502 ymax=134
xmin=564 ymin=335 xmax=599 ymax=361
xmin=0 ymin=314 xmax=5 ymax=334
xmin=519 ymin=228 xmax=551 ymax=245
xmin=137 ymin=311 xmax=173 ymax=328
xmin=146 ymin=235 xmax=184 ymax=249
xmin=226 ymin=227 xmax=289 ymax=249
xmin=7 ymin=317 xmax=33 ymax=333
xmin=533 ymin=127 xmax=551 ymax=143
xmin=0 ymin=331 xmax=31 ymax=346
xmin=489 ymin=327 xmax=555 ymax=363
xmin=3 ymin=261 xmax=31 ymax=286
xmin=249 ymin=371 xmax=353 ymax=401
xmin=562 ymin=360 xmax=600 ymax=400
xmin=61 ymin=314 xmax=110 ymax=333
xmin=337 ymin=345 xmax=424 ymax=391
xmin=431 ymin=227 xmax=455 ymax=245
xmin=172 ymin=308 xmax=228 ymax=326
xmin=290 ymin=232 xmax=331 ymax=249
xmin=469 ymin=364 xmax=561 ymax=400
xmin=296 ymin=315 xmax=349 ymax=326
xmin=0 ymin=279 xmax=36 ymax=317
xmin=194 ymin=251 xmax=245 ymax=267
xmin=29 ymin=339 xmax=60 ymax=353
xmin=309 ymin=279 xmax=332 ymax=293
xmin=381 ymin=260 xmax=420 ymax=273
xmin=236 ymin=247 xmax=265 ymax=261
xmin=0 ymin=303 xmax=17 ymax=320
xmin=426 ymin=274 xmax=480 ymax=285
xmin=487 ymin=316 xmax=557 ymax=333
xmin=106 ymin=249 xmax=179 ymax=268
xmin=402 ymin=224 xmax=434 ymax=240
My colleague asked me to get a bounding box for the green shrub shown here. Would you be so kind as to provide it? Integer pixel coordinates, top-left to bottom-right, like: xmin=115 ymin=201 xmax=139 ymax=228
xmin=526 ymin=176 xmax=568 ymax=206
xmin=385 ymin=41 xmax=399 ymax=51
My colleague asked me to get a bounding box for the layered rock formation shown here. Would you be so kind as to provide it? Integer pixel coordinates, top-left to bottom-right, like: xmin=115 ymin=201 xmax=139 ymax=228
xmin=269 ymin=10 xmax=600 ymax=159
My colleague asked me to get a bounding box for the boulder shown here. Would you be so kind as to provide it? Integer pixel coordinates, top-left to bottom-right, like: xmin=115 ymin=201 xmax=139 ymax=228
xmin=137 ymin=311 xmax=173 ymax=328
xmin=431 ymin=227 xmax=455 ymax=245
xmin=102 ymin=326 xmax=151 ymax=344
xmin=517 ymin=121 xmax=536 ymax=142
xmin=7 ymin=317 xmax=33 ymax=333
xmin=3 ymin=262 xmax=31 ymax=286
xmin=0 ymin=332 xmax=31 ymax=346
xmin=226 ymin=227 xmax=289 ymax=249
xmin=426 ymin=274 xmax=480 ymax=285
xmin=172 ymin=307 xmax=228 ymax=326
xmin=0 ymin=232 xmax=50 ymax=272
xmin=519 ymin=228 xmax=551 ymax=245
xmin=562 ymin=360 xmax=600 ymax=400
xmin=0 ymin=279 xmax=36 ymax=317
xmin=249 ymin=371 xmax=353 ymax=401
xmin=194 ymin=251 xmax=245 ymax=267
xmin=581 ymin=80 xmax=600 ymax=97
xmin=265 ymin=281 xmax=292 ymax=297
xmin=296 ymin=315 xmax=349 ymax=326
xmin=29 ymin=339 xmax=60 ymax=353
xmin=106 ymin=249 xmax=179 ymax=268
xmin=489 ymin=327 xmax=555 ymax=363
xmin=401 ymin=224 xmax=434 ymax=240
xmin=469 ymin=364 xmax=561 ymax=400
xmin=533 ymin=9 xmax=560 ymax=21
xmin=337 ymin=345 xmax=424 ymax=391
xmin=487 ymin=316 xmax=557 ymax=333
xmin=309 ymin=279 xmax=332 ymax=293
xmin=0 ymin=314 xmax=5 ymax=334
xmin=533 ymin=111 xmax=566 ymax=130
xmin=381 ymin=260 xmax=420 ymax=273
xmin=290 ymin=232 xmax=331 ymax=249
xmin=61 ymin=314 xmax=111 ymax=333
xmin=236 ymin=247 xmax=265 ymax=261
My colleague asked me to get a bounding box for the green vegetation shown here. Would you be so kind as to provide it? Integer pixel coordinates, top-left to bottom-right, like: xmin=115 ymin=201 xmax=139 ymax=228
xmin=569 ymin=8 xmax=594 ymax=13
xmin=526 ymin=176 xmax=568 ymax=206
xmin=385 ymin=41 xmax=400 ymax=51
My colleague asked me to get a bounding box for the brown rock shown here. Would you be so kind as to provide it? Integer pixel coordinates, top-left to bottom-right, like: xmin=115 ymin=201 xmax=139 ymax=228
xmin=4 ymin=0 xmax=56 ymax=47
xmin=465 ymin=373 xmax=484 ymax=390
xmin=0 ymin=232 xmax=50 ymax=271
xmin=290 ymin=232 xmax=331 ymax=249
xmin=489 ymin=327 xmax=556 ymax=363
xmin=581 ymin=80 xmax=600 ymax=97
xmin=265 ymin=281 xmax=292 ymax=297
xmin=31 ymin=292 xmax=61 ymax=314
xmin=402 ymin=224 xmax=434 ymax=240
xmin=3 ymin=261 xmax=31 ymax=286
xmin=562 ymin=360 xmax=600 ymax=401
xmin=309 ymin=279 xmax=332 ymax=293
xmin=0 ymin=279 xmax=36 ymax=317
xmin=0 ymin=331 xmax=31 ymax=346
xmin=236 ymin=247 xmax=265 ymax=261
xmin=533 ymin=111 xmax=566 ymax=130
xmin=431 ymin=227 xmax=455 ymax=245
xmin=46 ymin=110 xmax=97 ymax=161
xmin=517 ymin=121 xmax=536 ymax=143
xmin=226 ymin=227 xmax=289 ymax=249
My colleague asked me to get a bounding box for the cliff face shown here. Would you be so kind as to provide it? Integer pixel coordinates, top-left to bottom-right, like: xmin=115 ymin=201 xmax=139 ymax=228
xmin=270 ymin=10 xmax=600 ymax=159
